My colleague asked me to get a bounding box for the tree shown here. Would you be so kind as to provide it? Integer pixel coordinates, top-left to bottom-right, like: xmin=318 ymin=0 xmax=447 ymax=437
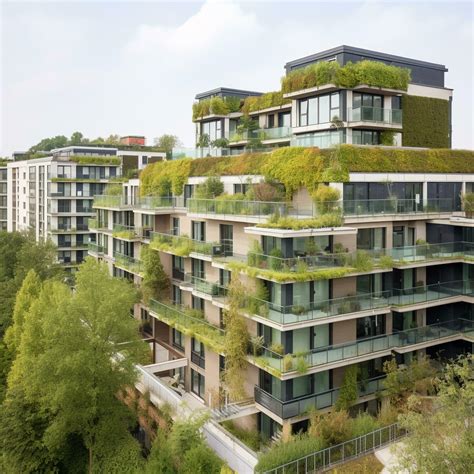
xmin=141 ymin=246 xmax=170 ymax=303
xmin=69 ymin=131 xmax=85 ymax=145
xmin=335 ymin=364 xmax=358 ymax=411
xmin=195 ymin=176 xmax=224 ymax=199
xmin=394 ymin=355 xmax=474 ymax=473
xmin=154 ymin=134 xmax=181 ymax=156
xmin=29 ymin=135 xmax=68 ymax=153
xmin=223 ymin=280 xmax=250 ymax=400
xmin=5 ymin=259 xmax=146 ymax=472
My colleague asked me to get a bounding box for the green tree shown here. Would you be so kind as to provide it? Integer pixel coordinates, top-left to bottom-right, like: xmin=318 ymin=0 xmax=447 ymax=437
xmin=394 ymin=355 xmax=474 ymax=473
xmin=223 ymin=280 xmax=250 ymax=400
xmin=154 ymin=134 xmax=181 ymax=157
xmin=6 ymin=259 xmax=146 ymax=472
xmin=141 ymin=246 xmax=170 ymax=303
xmin=195 ymin=176 xmax=224 ymax=199
xmin=334 ymin=364 xmax=359 ymax=411
xmin=29 ymin=135 xmax=68 ymax=152
xmin=69 ymin=131 xmax=85 ymax=145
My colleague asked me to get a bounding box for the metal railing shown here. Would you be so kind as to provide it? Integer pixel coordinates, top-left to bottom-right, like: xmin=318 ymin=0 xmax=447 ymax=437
xmin=348 ymin=106 xmax=403 ymax=125
xmin=254 ymin=375 xmax=386 ymax=420
xmin=88 ymin=242 xmax=104 ymax=254
xmin=182 ymin=273 xmax=228 ymax=297
xmin=93 ymin=194 xmax=132 ymax=209
xmin=255 ymin=318 xmax=474 ymax=374
xmin=259 ymin=422 xmax=406 ymax=474
xmin=134 ymin=195 xmax=185 ymax=210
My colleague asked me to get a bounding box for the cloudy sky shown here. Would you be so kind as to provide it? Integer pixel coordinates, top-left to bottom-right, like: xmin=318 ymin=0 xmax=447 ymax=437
xmin=1 ymin=0 xmax=473 ymax=155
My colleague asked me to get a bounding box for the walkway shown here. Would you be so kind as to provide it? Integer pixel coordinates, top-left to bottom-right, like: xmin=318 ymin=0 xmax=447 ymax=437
xmin=375 ymin=441 xmax=409 ymax=474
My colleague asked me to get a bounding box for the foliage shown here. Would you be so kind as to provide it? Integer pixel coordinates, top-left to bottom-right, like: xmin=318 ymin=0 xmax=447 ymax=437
xmin=281 ymin=60 xmax=410 ymax=94
xmin=196 ymin=133 xmax=210 ymax=148
xmin=256 ymin=213 xmax=344 ymax=231
xmin=380 ymin=131 xmax=395 ymax=146
xmin=140 ymin=158 xmax=192 ymax=196
xmin=313 ymin=185 xmax=341 ymax=214
xmin=352 ymin=250 xmax=374 ymax=272
xmin=241 ymin=91 xmax=291 ymax=114
xmin=249 ymin=181 xmax=284 ymax=202
xmin=462 ymin=192 xmax=474 ymax=216
xmin=309 ymin=409 xmax=352 ymax=445
xmin=106 ymin=183 xmax=124 ymax=195
xmin=141 ymin=246 xmax=170 ymax=303
xmin=146 ymin=413 xmax=222 ymax=473
xmin=192 ymin=96 xmax=241 ymax=120
xmin=350 ymin=412 xmax=381 ymax=438
xmin=154 ymin=134 xmax=181 ymax=156
xmin=211 ymin=137 xmax=230 ymax=148
xmin=69 ymin=156 xmax=121 ymax=165
xmin=195 ymin=175 xmax=225 ymax=199
xmin=223 ymin=280 xmax=250 ymax=400
xmin=378 ymin=255 xmax=394 ymax=269
xmin=335 ymin=365 xmax=359 ymax=411
xmin=402 ymin=95 xmax=450 ymax=148
xmin=221 ymin=420 xmax=263 ymax=451
xmin=255 ymin=434 xmax=325 ymax=473
xmin=5 ymin=258 xmax=145 ymax=472
xmin=394 ymin=355 xmax=474 ymax=474
xmin=383 ymin=355 xmax=437 ymax=406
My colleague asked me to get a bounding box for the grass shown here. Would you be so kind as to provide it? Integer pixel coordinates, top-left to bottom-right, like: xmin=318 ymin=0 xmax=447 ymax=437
xmin=221 ymin=420 xmax=264 ymax=452
xmin=328 ymin=453 xmax=384 ymax=474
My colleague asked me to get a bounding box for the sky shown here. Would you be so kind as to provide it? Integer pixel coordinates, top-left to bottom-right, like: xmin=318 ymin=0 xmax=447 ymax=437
xmin=0 ymin=0 xmax=473 ymax=155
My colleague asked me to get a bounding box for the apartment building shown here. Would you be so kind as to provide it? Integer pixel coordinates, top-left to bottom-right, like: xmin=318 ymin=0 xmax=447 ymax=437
xmin=0 ymin=162 xmax=7 ymax=230
xmin=6 ymin=143 xmax=165 ymax=268
xmin=90 ymin=143 xmax=474 ymax=441
xmin=183 ymin=45 xmax=452 ymax=159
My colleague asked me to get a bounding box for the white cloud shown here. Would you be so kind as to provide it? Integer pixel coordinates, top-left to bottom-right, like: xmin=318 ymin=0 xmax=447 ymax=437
xmin=126 ymin=0 xmax=261 ymax=55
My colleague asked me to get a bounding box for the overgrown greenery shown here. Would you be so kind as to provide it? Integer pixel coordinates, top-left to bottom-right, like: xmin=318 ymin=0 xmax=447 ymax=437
xmin=281 ymin=60 xmax=411 ymax=94
xmin=140 ymin=158 xmax=192 ymax=196
xmin=221 ymin=420 xmax=263 ymax=451
xmin=194 ymin=175 xmax=224 ymax=199
xmin=394 ymin=354 xmax=474 ymax=473
xmin=241 ymin=91 xmax=291 ymax=114
xmin=223 ymin=280 xmax=250 ymax=401
xmin=192 ymin=96 xmax=241 ymax=121
xmin=69 ymin=156 xmax=121 ymax=165
xmin=141 ymin=245 xmax=170 ymax=303
xmin=402 ymin=95 xmax=450 ymax=148
xmin=334 ymin=365 xmax=359 ymax=411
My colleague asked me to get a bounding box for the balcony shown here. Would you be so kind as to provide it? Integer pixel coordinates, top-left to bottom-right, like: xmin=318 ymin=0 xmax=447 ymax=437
xmin=229 ymin=127 xmax=292 ymax=143
xmin=113 ymin=251 xmax=143 ymax=275
xmin=93 ymin=195 xmax=132 ymax=209
xmin=148 ymin=299 xmax=226 ymax=353
xmin=112 ymin=224 xmax=141 ymax=240
xmin=182 ymin=274 xmax=228 ymax=297
xmin=255 ymin=375 xmax=385 ymax=420
xmin=390 ymin=241 xmax=474 ymax=265
xmin=254 ymin=319 xmax=474 ymax=377
xmin=88 ymin=242 xmax=104 ymax=255
xmin=348 ymin=106 xmax=402 ymax=127
xmin=134 ymin=196 xmax=185 ymax=211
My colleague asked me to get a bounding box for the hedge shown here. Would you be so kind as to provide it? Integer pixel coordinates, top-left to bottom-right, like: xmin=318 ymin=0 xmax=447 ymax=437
xmin=69 ymin=156 xmax=121 ymax=165
xmin=402 ymin=95 xmax=450 ymax=148
xmin=192 ymin=96 xmax=241 ymax=121
xmin=241 ymin=91 xmax=291 ymax=115
xmin=282 ymin=60 xmax=411 ymax=94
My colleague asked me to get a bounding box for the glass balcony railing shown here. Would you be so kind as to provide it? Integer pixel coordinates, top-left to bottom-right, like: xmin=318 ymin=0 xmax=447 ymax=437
xmin=348 ymin=106 xmax=402 ymax=125
xmin=342 ymin=198 xmax=458 ymax=216
xmin=390 ymin=241 xmax=474 ymax=263
xmin=255 ymin=318 xmax=474 ymax=375
xmin=187 ymin=198 xmax=301 ymax=218
xmin=113 ymin=251 xmax=143 ymax=275
xmin=229 ymin=127 xmax=292 ymax=143
xmin=134 ymin=196 xmax=185 ymax=210
xmin=290 ymin=131 xmax=344 ymax=148
xmin=182 ymin=274 xmax=228 ymax=297
xmin=245 ymin=291 xmax=391 ymax=324
xmin=93 ymin=195 xmax=132 ymax=209
xmin=255 ymin=375 xmax=386 ymax=419
xmin=88 ymin=242 xmax=104 ymax=254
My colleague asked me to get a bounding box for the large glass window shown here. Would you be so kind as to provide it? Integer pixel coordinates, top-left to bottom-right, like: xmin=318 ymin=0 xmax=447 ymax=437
xmin=298 ymin=93 xmax=340 ymax=126
xmin=200 ymin=120 xmax=222 ymax=142
xmin=191 ymin=369 xmax=205 ymax=398
xmin=352 ymin=130 xmax=380 ymax=145
xmin=172 ymin=329 xmax=184 ymax=350
xmin=357 ymin=315 xmax=386 ymax=339
xmin=357 ymin=228 xmax=385 ymax=250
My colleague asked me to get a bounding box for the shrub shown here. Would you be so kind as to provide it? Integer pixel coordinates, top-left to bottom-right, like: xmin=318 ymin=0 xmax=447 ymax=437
xmin=283 ymin=354 xmax=293 ymax=372
xmin=195 ymin=176 xmax=224 ymax=199
xmin=313 ymin=185 xmax=341 ymax=214
xmin=270 ymin=342 xmax=284 ymax=355
xmin=462 ymin=192 xmax=474 ymax=217
xmin=379 ymin=255 xmax=394 ymax=269
xmin=269 ymin=247 xmax=283 ymax=270
xmin=309 ymin=409 xmax=352 ymax=446
xmin=221 ymin=420 xmax=262 ymax=451
xmin=352 ymin=250 xmax=374 ymax=272
xmin=295 ymin=356 xmax=308 ymax=374
xmin=251 ymin=181 xmax=284 ymax=202
xmin=335 ymin=365 xmax=359 ymax=411
xmin=255 ymin=435 xmax=325 ymax=473
xmin=140 ymin=158 xmax=192 ymax=196
xmin=351 ymin=412 xmax=381 ymax=438
xmin=241 ymin=91 xmax=291 ymax=114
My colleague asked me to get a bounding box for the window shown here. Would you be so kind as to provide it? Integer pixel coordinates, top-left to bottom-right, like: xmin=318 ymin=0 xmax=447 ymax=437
xmin=191 ymin=369 xmax=205 ymax=398
xmin=192 ymin=296 xmax=204 ymax=312
xmin=172 ymin=285 xmax=182 ymax=306
xmin=233 ymin=183 xmax=249 ymax=195
xmin=357 ymin=228 xmax=385 ymax=250
xmin=298 ymin=93 xmax=340 ymax=126
xmin=267 ymin=114 xmax=275 ymax=128
xmin=172 ymin=329 xmax=184 ymax=350
xmin=191 ymin=338 xmax=205 ymax=368
xmin=191 ymin=258 xmax=205 ymax=279
xmin=357 ymin=315 xmax=386 ymax=339
xmin=220 ymin=269 xmax=231 ymax=287
xmin=299 ymin=100 xmax=308 ymax=126
xmin=352 ymin=130 xmax=380 ymax=145
xmin=58 ymin=200 xmax=71 ymax=213
xmin=278 ymin=112 xmax=290 ymax=128
xmin=192 ymin=221 xmax=205 ymax=241
xmin=172 ymin=217 xmax=180 ymax=236
xmin=318 ymin=95 xmax=330 ymax=123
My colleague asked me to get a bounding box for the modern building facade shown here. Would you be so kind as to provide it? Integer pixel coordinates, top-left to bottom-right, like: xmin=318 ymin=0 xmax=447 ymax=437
xmin=6 ymin=143 xmax=165 ymax=268
xmin=0 ymin=162 xmax=7 ymax=231
xmin=185 ymin=45 xmax=452 ymax=159
xmin=90 ymin=144 xmax=474 ymax=441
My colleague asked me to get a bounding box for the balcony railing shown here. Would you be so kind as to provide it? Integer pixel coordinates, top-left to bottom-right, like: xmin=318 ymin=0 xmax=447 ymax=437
xmin=182 ymin=274 xmax=228 ymax=297
xmin=348 ymin=106 xmax=402 ymax=125
xmin=187 ymin=198 xmax=302 ymax=218
xmin=254 ymin=375 xmax=385 ymax=419
xmin=93 ymin=195 xmax=132 ymax=209
xmin=148 ymin=299 xmax=226 ymax=353
xmin=390 ymin=241 xmax=474 ymax=263
xmin=88 ymin=242 xmax=104 ymax=254
xmin=255 ymin=318 xmax=474 ymax=375
xmin=113 ymin=251 xmax=143 ymax=275
xmin=134 ymin=196 xmax=185 ymax=210
xmin=228 ymin=127 xmax=292 ymax=143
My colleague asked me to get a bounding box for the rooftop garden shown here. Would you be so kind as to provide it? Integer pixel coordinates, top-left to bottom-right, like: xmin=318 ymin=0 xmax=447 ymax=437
xmin=140 ymin=146 xmax=474 ymax=199
xmin=69 ymin=156 xmax=121 ymax=165
xmin=241 ymin=91 xmax=291 ymax=114
xmin=192 ymin=96 xmax=242 ymax=121
xmin=281 ymin=60 xmax=411 ymax=94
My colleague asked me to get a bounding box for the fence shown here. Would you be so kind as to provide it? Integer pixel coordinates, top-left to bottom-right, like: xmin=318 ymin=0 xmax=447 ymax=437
xmin=260 ymin=423 xmax=406 ymax=474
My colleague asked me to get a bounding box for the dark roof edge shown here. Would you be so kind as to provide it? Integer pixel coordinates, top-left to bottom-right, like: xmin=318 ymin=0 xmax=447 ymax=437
xmin=285 ymin=45 xmax=448 ymax=72
xmin=195 ymin=87 xmax=263 ymax=100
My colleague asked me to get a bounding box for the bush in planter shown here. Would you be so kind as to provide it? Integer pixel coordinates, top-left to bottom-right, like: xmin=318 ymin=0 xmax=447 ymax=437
xmin=250 ymin=335 xmax=264 ymax=357
xmin=462 ymin=192 xmax=474 ymax=218
xmin=283 ymin=354 xmax=293 ymax=372
xmin=353 ymin=250 xmax=374 ymax=272
xmin=295 ymin=260 xmax=309 ymax=273
xmin=270 ymin=342 xmax=284 ymax=355
xmin=268 ymin=247 xmax=283 ymax=271
xmin=295 ymin=356 xmax=309 ymax=374
xmin=313 ymin=185 xmax=341 ymax=215
xmin=379 ymin=255 xmax=394 ymax=269
xmin=291 ymin=305 xmax=307 ymax=316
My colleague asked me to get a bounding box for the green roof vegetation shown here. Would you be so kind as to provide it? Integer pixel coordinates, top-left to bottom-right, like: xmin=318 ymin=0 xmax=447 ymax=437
xmin=69 ymin=156 xmax=121 ymax=165
xmin=241 ymin=91 xmax=291 ymax=114
xmin=281 ymin=60 xmax=411 ymax=94
xmin=140 ymin=146 xmax=474 ymax=198
xmin=192 ymin=96 xmax=242 ymax=121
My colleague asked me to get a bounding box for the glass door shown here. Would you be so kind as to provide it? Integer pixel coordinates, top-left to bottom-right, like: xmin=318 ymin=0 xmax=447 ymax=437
xmin=220 ymin=224 xmax=233 ymax=256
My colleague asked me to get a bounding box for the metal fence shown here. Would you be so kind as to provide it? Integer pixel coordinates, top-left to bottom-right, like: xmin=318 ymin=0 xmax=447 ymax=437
xmin=261 ymin=423 xmax=406 ymax=474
